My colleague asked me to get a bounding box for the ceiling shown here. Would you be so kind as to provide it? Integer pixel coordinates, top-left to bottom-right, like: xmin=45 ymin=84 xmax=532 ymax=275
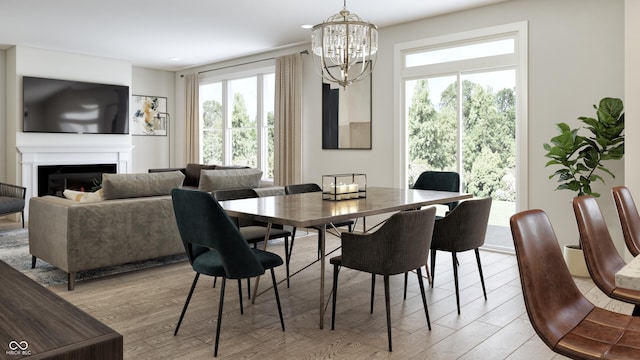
xmin=0 ymin=0 xmax=506 ymax=72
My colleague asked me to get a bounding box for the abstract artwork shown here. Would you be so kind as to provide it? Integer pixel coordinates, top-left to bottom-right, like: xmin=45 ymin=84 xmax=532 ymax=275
xmin=131 ymin=95 xmax=167 ymax=136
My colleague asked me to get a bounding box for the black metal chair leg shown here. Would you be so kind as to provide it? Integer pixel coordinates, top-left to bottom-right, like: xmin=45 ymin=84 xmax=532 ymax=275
xmin=403 ymin=272 xmax=408 ymax=299
xmin=238 ymin=279 xmax=244 ymax=314
xmin=214 ymin=277 xmax=226 ymax=357
xmin=475 ymin=249 xmax=487 ymax=300
xmin=31 ymin=256 xmax=37 ymax=269
xmin=633 ymin=305 xmax=640 ymax=316
xmin=370 ymin=274 xmax=375 ymax=313
xmin=247 ymin=278 xmax=251 ymax=300
xmin=332 ymin=264 xmax=339 ymax=330
xmin=452 ymin=252 xmax=460 ymax=315
xmin=430 ymin=249 xmax=437 ymax=288
xmin=175 ymin=273 xmax=200 ymax=336
xmin=213 ymin=276 xmax=217 ymax=288
xmin=416 ymin=268 xmax=431 ymax=330
xmin=284 ymin=235 xmax=290 ymax=288
xmin=384 ymin=275 xmax=392 ymax=352
xmin=287 ymin=228 xmax=297 ymax=288
xmin=270 ymin=268 xmax=285 ymax=331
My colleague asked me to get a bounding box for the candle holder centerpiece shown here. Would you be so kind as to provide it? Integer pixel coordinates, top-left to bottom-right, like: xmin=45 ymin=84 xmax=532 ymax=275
xmin=322 ymin=173 xmax=367 ymax=200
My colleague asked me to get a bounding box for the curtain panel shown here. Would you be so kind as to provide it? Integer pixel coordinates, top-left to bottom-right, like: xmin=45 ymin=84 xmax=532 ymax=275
xmin=274 ymin=53 xmax=303 ymax=186
xmin=184 ymin=74 xmax=200 ymax=164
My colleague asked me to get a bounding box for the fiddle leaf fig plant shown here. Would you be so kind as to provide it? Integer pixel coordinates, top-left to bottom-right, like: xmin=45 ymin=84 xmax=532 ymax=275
xmin=543 ymin=97 xmax=624 ymax=198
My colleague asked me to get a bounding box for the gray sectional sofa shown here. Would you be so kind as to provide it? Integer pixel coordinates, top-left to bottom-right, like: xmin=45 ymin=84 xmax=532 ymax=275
xmin=28 ymin=167 xmax=279 ymax=290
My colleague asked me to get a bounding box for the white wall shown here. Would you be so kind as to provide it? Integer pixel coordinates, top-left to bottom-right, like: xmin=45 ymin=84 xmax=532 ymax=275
xmin=131 ymin=67 xmax=175 ymax=173
xmin=0 ymin=49 xmax=6 ymax=181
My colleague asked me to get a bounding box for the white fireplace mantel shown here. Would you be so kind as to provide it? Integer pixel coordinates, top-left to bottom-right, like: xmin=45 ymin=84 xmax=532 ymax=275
xmin=17 ymin=144 xmax=133 ymax=220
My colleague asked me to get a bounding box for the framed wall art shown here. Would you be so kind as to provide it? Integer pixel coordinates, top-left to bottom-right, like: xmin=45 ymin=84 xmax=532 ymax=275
xmin=131 ymin=95 xmax=168 ymax=136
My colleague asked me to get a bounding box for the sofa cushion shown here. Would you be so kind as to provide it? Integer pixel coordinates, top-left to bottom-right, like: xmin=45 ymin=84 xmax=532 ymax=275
xmin=198 ymin=168 xmax=263 ymax=192
xmin=102 ymin=171 xmax=185 ymax=200
xmin=63 ymin=189 xmax=104 ymax=203
xmin=184 ymin=163 xmax=217 ymax=187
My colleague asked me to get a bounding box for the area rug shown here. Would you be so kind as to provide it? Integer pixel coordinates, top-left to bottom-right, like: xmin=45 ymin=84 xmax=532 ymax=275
xmin=0 ymin=228 xmax=187 ymax=287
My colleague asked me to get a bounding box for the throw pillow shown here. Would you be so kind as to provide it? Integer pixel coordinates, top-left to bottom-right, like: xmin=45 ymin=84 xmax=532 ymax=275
xmin=63 ymin=189 xmax=104 ymax=203
xmin=198 ymin=168 xmax=263 ymax=192
xmin=102 ymin=171 xmax=185 ymax=200
xmin=184 ymin=163 xmax=217 ymax=187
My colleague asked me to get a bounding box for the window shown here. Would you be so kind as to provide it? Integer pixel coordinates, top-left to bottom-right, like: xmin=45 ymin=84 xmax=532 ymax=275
xmin=199 ymin=68 xmax=275 ymax=180
xmin=397 ymin=22 xmax=527 ymax=252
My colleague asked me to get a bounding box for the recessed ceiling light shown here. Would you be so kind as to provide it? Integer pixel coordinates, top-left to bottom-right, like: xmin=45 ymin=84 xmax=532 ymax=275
xmin=168 ymin=57 xmax=181 ymax=61
xmin=300 ymin=24 xmax=312 ymax=29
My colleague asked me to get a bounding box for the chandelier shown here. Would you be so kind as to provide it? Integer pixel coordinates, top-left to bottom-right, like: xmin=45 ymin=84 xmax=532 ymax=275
xmin=311 ymin=1 xmax=378 ymax=88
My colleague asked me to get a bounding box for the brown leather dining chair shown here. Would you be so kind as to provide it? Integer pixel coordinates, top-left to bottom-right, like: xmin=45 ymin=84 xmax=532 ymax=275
xmin=573 ymin=195 xmax=640 ymax=316
xmin=612 ymin=186 xmax=640 ymax=257
xmin=510 ymin=209 xmax=640 ymax=359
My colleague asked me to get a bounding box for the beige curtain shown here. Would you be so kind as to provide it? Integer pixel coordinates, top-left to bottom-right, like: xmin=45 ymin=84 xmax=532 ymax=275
xmin=274 ymin=53 xmax=303 ymax=186
xmin=184 ymin=74 xmax=200 ymax=164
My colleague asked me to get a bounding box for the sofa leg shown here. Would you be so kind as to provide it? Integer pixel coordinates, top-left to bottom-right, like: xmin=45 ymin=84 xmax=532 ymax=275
xmin=68 ymin=273 xmax=76 ymax=291
xmin=31 ymin=256 xmax=37 ymax=269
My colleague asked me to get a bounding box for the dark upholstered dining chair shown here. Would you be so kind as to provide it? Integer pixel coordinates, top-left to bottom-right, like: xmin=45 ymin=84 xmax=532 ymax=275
xmin=171 ymin=189 xmax=285 ymax=357
xmin=213 ymin=188 xmax=292 ymax=298
xmin=612 ymin=186 xmax=640 ymax=257
xmin=0 ymin=182 xmax=26 ymax=228
xmin=284 ymin=183 xmax=354 ymax=287
xmin=510 ymin=209 xmax=640 ymax=359
xmin=428 ymin=197 xmax=492 ymax=315
xmin=412 ymin=171 xmax=460 ymax=213
xmin=331 ymin=207 xmax=436 ymax=352
xmin=573 ymin=195 xmax=640 ymax=316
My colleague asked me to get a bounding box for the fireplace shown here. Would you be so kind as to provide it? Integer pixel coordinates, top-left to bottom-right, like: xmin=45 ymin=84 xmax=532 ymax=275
xmin=38 ymin=164 xmax=117 ymax=197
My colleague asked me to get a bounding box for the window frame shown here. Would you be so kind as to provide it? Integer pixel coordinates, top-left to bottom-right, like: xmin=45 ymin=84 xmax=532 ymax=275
xmin=198 ymin=64 xmax=275 ymax=181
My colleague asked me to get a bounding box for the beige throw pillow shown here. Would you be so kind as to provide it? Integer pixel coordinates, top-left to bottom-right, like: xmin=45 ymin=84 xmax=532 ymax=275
xmin=198 ymin=168 xmax=263 ymax=192
xmin=63 ymin=189 xmax=104 ymax=203
xmin=102 ymin=171 xmax=185 ymax=200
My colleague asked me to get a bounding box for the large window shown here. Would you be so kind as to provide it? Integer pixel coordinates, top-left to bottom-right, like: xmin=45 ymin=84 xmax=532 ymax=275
xmin=398 ymin=22 xmax=527 ymax=251
xmin=199 ymin=69 xmax=275 ymax=180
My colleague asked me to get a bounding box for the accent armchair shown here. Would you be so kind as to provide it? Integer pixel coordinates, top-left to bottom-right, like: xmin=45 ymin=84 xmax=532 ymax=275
xmin=0 ymin=182 xmax=26 ymax=228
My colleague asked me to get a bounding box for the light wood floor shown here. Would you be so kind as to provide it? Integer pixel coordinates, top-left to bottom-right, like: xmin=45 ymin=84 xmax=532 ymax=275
xmin=0 ymin=218 xmax=634 ymax=359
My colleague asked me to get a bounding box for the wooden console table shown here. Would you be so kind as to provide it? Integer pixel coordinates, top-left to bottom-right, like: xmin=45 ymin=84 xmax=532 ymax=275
xmin=0 ymin=260 xmax=123 ymax=359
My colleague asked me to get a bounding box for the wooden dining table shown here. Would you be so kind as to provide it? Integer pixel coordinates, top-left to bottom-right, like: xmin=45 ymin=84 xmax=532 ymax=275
xmin=219 ymin=186 xmax=472 ymax=328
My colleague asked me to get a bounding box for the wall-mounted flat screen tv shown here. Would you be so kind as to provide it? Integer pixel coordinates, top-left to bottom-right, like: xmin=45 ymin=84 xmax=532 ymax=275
xmin=23 ymin=76 xmax=130 ymax=134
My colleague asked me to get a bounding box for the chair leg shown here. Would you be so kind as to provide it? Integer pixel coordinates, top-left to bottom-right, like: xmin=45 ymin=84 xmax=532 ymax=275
xmin=213 ymin=277 xmax=217 ymax=288
xmin=287 ymin=228 xmax=297 ymax=287
xmin=370 ymin=274 xmax=375 ymax=313
xmin=452 ymin=252 xmax=461 ymax=315
xmin=21 ymin=211 xmax=25 ymax=228
xmin=416 ymin=268 xmax=431 ymax=330
xmin=430 ymin=249 xmax=437 ymax=288
xmin=403 ymin=272 xmax=408 ymax=300
xmin=238 ymin=279 xmax=244 ymax=315
xmin=284 ymin=235 xmax=291 ymax=288
xmin=175 ymin=273 xmax=200 ymax=336
xmin=270 ymin=268 xmax=285 ymax=331
xmin=332 ymin=264 xmax=339 ymax=330
xmin=31 ymin=256 xmax=37 ymax=269
xmin=475 ymin=249 xmax=487 ymax=300
xmin=247 ymin=278 xmax=251 ymax=300
xmin=384 ymin=275 xmax=392 ymax=352
xmin=633 ymin=305 xmax=640 ymax=316
xmin=68 ymin=272 xmax=76 ymax=291
xmin=214 ymin=277 xmax=226 ymax=357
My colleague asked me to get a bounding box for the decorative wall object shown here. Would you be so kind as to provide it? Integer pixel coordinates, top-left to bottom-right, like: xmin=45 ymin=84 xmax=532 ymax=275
xmin=322 ymin=72 xmax=372 ymax=149
xmin=131 ymin=95 xmax=168 ymax=136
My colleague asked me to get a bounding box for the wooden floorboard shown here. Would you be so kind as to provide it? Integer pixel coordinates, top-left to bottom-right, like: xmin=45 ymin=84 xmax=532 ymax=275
xmin=0 ymin=218 xmax=631 ymax=359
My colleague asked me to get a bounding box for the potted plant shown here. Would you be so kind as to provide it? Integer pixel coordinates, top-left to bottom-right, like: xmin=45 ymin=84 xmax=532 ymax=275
xmin=543 ymin=97 xmax=624 ymax=276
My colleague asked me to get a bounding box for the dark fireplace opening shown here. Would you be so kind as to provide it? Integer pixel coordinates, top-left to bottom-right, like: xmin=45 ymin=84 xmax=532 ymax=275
xmin=38 ymin=164 xmax=117 ymax=197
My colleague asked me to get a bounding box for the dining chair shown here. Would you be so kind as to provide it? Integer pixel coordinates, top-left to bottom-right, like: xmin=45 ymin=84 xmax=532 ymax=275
xmin=284 ymin=183 xmax=354 ymax=287
xmin=510 ymin=209 xmax=640 ymax=359
xmin=573 ymin=195 xmax=640 ymax=316
xmin=427 ymin=197 xmax=492 ymax=315
xmin=412 ymin=171 xmax=461 ymax=214
xmin=171 ymin=188 xmax=285 ymax=357
xmin=612 ymin=186 xmax=640 ymax=257
xmin=331 ymin=207 xmax=436 ymax=352
xmin=212 ymin=188 xmax=292 ymax=299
